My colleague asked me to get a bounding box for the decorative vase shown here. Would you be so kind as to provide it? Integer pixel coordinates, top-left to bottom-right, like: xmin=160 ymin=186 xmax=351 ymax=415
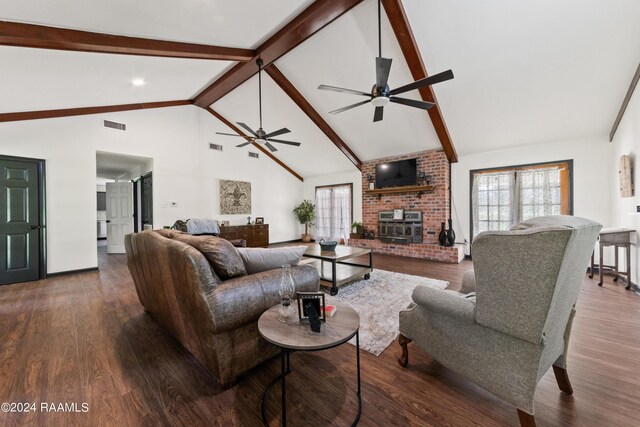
xmin=438 ymin=222 xmax=447 ymax=246
xmin=278 ymin=264 xmax=296 ymax=322
xmin=446 ymin=219 xmax=456 ymax=246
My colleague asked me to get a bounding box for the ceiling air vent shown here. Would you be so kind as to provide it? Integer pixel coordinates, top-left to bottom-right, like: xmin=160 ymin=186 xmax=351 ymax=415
xmin=248 ymin=152 xmax=259 ymax=159
xmin=104 ymin=120 xmax=126 ymax=131
xmin=209 ymin=143 xmax=223 ymax=151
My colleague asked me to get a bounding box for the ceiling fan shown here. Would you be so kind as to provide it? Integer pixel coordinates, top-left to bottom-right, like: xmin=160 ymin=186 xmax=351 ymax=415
xmin=216 ymin=59 xmax=301 ymax=152
xmin=318 ymin=0 xmax=454 ymax=122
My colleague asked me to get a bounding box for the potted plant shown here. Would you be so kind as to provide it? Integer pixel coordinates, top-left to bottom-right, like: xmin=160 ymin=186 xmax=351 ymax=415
xmin=350 ymin=221 xmax=364 ymax=239
xmin=293 ymin=199 xmax=316 ymax=243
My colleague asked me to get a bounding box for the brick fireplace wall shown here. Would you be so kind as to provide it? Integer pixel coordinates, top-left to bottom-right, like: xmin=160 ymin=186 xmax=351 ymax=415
xmin=349 ymin=149 xmax=464 ymax=263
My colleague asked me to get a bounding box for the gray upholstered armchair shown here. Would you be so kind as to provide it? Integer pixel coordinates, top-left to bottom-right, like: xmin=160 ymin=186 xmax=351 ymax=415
xmin=397 ymin=216 xmax=601 ymax=427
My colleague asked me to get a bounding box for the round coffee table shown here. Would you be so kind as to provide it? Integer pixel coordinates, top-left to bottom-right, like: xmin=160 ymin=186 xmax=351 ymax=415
xmin=258 ymin=301 xmax=361 ymax=426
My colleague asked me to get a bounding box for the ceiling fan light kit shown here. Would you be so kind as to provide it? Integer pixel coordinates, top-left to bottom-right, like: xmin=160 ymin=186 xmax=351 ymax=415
xmin=215 ymin=59 xmax=302 ymax=151
xmin=318 ymin=0 xmax=454 ymax=122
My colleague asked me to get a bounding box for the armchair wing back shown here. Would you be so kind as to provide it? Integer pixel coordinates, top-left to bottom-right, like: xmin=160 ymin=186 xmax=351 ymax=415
xmin=473 ymin=216 xmax=601 ymax=345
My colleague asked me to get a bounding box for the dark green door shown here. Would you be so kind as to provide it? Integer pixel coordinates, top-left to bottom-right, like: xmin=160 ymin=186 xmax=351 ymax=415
xmin=0 ymin=158 xmax=42 ymax=285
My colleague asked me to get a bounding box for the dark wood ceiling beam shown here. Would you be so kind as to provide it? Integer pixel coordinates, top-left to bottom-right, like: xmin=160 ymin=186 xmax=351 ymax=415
xmin=265 ymin=64 xmax=362 ymax=171
xmin=0 ymin=100 xmax=192 ymax=123
xmin=193 ymin=0 xmax=364 ymax=107
xmin=610 ymin=61 xmax=640 ymax=141
xmin=381 ymin=0 xmax=458 ymax=163
xmin=0 ymin=21 xmax=254 ymax=61
xmin=205 ymin=108 xmax=304 ymax=182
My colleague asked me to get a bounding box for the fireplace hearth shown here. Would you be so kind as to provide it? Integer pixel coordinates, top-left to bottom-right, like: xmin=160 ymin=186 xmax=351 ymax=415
xmin=378 ymin=211 xmax=423 ymax=244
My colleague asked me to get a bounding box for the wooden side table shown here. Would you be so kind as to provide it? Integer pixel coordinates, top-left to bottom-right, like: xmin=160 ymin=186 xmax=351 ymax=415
xmin=258 ymin=301 xmax=361 ymax=426
xmin=589 ymin=228 xmax=634 ymax=290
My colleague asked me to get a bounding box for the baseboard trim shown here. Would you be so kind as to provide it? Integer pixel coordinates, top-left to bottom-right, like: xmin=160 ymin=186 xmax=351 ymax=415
xmin=47 ymin=267 xmax=99 ymax=277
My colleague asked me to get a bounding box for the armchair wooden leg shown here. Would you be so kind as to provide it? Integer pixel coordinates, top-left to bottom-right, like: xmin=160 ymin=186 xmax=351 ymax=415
xmin=397 ymin=334 xmax=412 ymax=367
xmin=553 ymin=365 xmax=574 ymax=394
xmin=517 ymin=409 xmax=536 ymax=427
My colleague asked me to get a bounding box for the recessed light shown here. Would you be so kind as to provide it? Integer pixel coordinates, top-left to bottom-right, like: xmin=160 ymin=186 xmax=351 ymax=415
xmin=132 ymin=79 xmax=145 ymax=86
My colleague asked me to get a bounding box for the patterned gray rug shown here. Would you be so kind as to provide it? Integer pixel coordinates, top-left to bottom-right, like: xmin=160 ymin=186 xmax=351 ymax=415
xmin=325 ymin=269 xmax=448 ymax=356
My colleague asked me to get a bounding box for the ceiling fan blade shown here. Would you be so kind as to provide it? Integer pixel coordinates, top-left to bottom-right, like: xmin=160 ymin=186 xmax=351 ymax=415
xmin=389 ymin=69 xmax=454 ymax=96
xmin=329 ymin=99 xmax=372 ymax=114
xmin=373 ymin=106 xmax=384 ymax=122
xmin=376 ymin=57 xmax=392 ymax=89
xmin=264 ymin=141 xmax=278 ymax=152
xmin=318 ymin=84 xmax=371 ymax=97
xmin=268 ymin=138 xmax=301 ymax=147
xmin=236 ymin=122 xmax=258 ymax=137
xmin=264 ymin=127 xmax=291 ymax=138
xmin=216 ymin=132 xmax=248 ymax=138
xmin=389 ymin=96 xmax=436 ymax=110
xmin=235 ymin=142 xmax=252 ymax=148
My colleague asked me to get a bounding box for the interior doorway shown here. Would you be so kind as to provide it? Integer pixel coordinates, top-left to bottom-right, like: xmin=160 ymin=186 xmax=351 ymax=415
xmin=0 ymin=155 xmax=46 ymax=285
xmin=96 ymin=152 xmax=153 ymax=260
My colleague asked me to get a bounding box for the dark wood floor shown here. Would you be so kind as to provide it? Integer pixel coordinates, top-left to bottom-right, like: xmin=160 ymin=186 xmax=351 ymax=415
xmin=0 ymin=247 xmax=638 ymax=426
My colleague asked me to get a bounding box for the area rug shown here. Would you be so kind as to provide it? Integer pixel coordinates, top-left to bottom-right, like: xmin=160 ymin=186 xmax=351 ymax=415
xmin=325 ymin=269 xmax=448 ymax=356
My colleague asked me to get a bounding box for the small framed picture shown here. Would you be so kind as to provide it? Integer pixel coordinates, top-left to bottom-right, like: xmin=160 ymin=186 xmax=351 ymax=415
xmin=297 ymin=291 xmax=326 ymax=322
xmin=219 ymin=220 xmax=230 ymax=227
xmin=255 ymin=217 xmax=264 ymax=224
xmin=393 ymin=209 xmax=404 ymax=220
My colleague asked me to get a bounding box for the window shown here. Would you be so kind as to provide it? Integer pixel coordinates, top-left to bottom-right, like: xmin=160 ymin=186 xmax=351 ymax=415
xmin=471 ymin=161 xmax=572 ymax=239
xmin=315 ymin=184 xmax=352 ymax=243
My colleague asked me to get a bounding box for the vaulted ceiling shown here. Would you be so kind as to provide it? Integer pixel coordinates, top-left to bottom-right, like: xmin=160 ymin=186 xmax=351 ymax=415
xmin=1 ymin=0 xmax=639 ymax=179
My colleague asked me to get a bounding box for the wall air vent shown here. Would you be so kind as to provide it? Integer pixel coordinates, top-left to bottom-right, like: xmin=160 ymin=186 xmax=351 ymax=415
xmin=248 ymin=152 xmax=259 ymax=159
xmin=209 ymin=143 xmax=223 ymax=151
xmin=103 ymin=120 xmax=126 ymax=131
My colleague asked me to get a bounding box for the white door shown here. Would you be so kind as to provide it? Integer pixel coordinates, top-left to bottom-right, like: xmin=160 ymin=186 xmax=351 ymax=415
xmin=106 ymin=182 xmax=133 ymax=253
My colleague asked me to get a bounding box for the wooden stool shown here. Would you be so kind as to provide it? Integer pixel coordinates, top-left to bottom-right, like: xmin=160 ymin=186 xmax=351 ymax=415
xmin=589 ymin=228 xmax=634 ymax=290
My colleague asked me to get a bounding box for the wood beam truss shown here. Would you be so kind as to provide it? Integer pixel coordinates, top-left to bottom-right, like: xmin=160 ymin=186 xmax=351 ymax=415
xmin=381 ymin=0 xmax=458 ymax=163
xmin=0 ymin=21 xmax=254 ymax=61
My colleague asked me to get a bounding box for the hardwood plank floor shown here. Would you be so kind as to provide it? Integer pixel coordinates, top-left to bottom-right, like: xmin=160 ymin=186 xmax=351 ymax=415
xmin=0 ymin=247 xmax=638 ymax=426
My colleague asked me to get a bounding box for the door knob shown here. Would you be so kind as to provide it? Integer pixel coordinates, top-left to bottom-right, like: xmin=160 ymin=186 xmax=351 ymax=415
xmin=30 ymin=225 xmax=42 ymax=230
xmin=106 ymin=220 xmax=111 ymax=223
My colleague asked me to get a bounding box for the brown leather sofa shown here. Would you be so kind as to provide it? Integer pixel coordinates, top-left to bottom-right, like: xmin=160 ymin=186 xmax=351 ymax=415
xmin=124 ymin=229 xmax=319 ymax=388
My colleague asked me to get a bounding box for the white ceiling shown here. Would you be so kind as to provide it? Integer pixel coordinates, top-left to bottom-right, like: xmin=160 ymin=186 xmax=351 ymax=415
xmin=0 ymin=46 xmax=231 ymax=113
xmin=3 ymin=0 xmax=640 ymax=173
xmin=403 ymin=0 xmax=640 ymax=155
xmin=0 ymin=0 xmax=314 ymax=48
xmin=212 ymin=73 xmax=358 ymax=177
xmin=96 ymin=151 xmax=151 ymax=179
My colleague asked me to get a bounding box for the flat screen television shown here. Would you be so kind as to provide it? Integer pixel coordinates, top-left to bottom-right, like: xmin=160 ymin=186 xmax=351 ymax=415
xmin=375 ymin=159 xmax=417 ymax=188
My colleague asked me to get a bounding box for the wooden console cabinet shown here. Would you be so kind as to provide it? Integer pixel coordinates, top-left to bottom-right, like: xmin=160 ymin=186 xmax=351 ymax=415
xmin=218 ymin=224 xmax=269 ymax=248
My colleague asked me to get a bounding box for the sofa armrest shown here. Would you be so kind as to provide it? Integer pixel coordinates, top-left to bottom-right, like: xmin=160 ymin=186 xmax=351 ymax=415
xmin=411 ymin=285 xmax=476 ymax=324
xmin=206 ymin=264 xmax=319 ymax=333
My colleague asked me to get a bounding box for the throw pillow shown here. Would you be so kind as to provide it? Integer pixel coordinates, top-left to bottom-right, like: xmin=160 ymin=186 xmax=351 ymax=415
xmin=173 ymin=234 xmax=247 ymax=280
xmin=237 ymin=246 xmax=308 ymax=275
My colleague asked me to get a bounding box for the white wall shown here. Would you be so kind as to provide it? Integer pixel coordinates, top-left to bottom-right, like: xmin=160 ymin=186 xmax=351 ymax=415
xmin=451 ymin=137 xmax=613 ymax=253
xmin=301 ymin=171 xmax=362 ymax=238
xmin=0 ymin=105 xmax=303 ymax=273
xmin=610 ymin=82 xmax=640 ymax=284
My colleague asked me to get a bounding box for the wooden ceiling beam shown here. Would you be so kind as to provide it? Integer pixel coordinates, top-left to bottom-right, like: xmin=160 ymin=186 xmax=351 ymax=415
xmin=0 ymin=100 xmax=192 ymax=123
xmin=0 ymin=21 xmax=254 ymax=61
xmin=205 ymin=108 xmax=304 ymax=182
xmin=381 ymin=0 xmax=458 ymax=163
xmin=193 ymin=0 xmax=364 ymax=107
xmin=609 ymin=61 xmax=640 ymax=141
xmin=265 ymin=64 xmax=362 ymax=171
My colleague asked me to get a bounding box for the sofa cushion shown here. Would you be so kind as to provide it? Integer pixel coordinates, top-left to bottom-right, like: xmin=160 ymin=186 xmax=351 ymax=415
xmin=173 ymin=234 xmax=247 ymax=279
xmin=237 ymin=246 xmax=307 ymax=274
